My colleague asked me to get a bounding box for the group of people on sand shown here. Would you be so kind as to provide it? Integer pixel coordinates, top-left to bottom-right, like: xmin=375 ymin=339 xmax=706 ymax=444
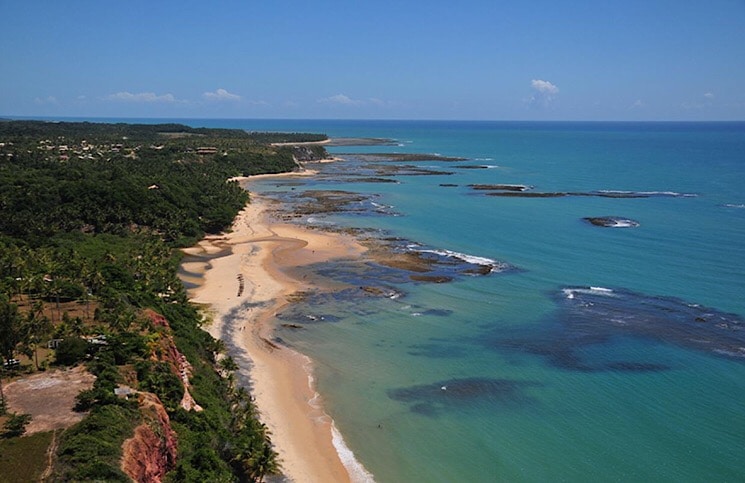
xmin=237 ymin=273 xmax=245 ymax=297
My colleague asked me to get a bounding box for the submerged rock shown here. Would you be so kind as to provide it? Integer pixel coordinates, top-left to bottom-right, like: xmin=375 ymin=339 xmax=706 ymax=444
xmin=485 ymin=189 xmax=696 ymax=199
xmin=388 ymin=377 xmax=540 ymax=416
xmin=583 ymin=216 xmax=640 ymax=228
xmin=469 ymin=184 xmax=532 ymax=191
xmin=490 ymin=286 xmax=745 ymax=372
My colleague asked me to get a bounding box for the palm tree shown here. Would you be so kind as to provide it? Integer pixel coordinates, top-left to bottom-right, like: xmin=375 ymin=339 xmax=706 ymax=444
xmin=9 ymin=248 xmax=26 ymax=298
xmin=22 ymin=308 xmax=51 ymax=370
xmin=0 ymin=296 xmax=22 ymax=363
xmin=247 ymin=442 xmax=280 ymax=482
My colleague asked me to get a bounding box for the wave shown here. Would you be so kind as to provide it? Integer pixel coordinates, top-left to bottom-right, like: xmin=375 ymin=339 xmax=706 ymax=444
xmin=306 ymin=216 xmax=336 ymax=225
xmin=607 ymin=219 xmax=639 ymax=228
xmin=370 ymin=201 xmax=394 ymax=210
xmin=562 ymin=286 xmax=616 ymax=299
xmin=583 ymin=216 xmax=640 ymax=228
xmin=474 ymin=157 xmax=494 ymax=161
xmin=723 ymin=203 xmax=745 ymax=209
xmin=331 ymin=421 xmax=376 ymax=483
xmin=418 ymin=248 xmax=505 ymax=272
xmin=596 ymin=190 xmax=697 ymax=198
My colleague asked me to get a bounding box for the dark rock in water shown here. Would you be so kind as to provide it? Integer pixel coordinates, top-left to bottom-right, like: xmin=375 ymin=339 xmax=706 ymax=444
xmin=463 ymin=265 xmax=494 ymax=275
xmin=469 ymin=184 xmax=532 ymax=191
xmin=407 ymin=343 xmax=467 ymax=359
xmin=485 ymin=190 xmax=696 ymax=199
xmin=605 ymin=362 xmax=670 ymax=372
xmin=409 ymin=275 xmax=453 ymax=283
xmin=440 ymin=183 xmax=459 ymax=187
xmin=275 ymin=310 xmax=342 ymax=325
xmin=487 ymin=191 xmax=568 ymax=198
xmin=360 ymin=286 xmax=387 ymax=296
xmin=338 ymin=152 xmax=467 ymax=162
xmin=420 ymin=308 xmax=453 ymax=317
xmin=343 ymin=176 xmax=400 ymax=184
xmin=583 ymin=216 xmax=640 ymax=228
xmin=489 ymin=286 xmax=745 ymax=371
xmin=388 ymin=377 xmax=540 ymax=416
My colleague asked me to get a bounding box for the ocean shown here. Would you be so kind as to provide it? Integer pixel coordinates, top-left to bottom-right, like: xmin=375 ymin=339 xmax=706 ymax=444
xmin=84 ymin=118 xmax=745 ymax=481
xmin=239 ymin=120 xmax=745 ymax=482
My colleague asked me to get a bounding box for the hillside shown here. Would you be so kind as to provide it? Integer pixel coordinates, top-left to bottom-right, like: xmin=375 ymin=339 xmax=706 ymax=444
xmin=0 ymin=120 xmax=327 ymax=482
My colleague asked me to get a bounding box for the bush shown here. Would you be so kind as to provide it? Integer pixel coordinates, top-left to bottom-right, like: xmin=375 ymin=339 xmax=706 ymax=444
xmin=2 ymin=413 xmax=32 ymax=438
xmin=136 ymin=361 xmax=184 ymax=412
xmin=55 ymin=337 xmax=89 ymax=365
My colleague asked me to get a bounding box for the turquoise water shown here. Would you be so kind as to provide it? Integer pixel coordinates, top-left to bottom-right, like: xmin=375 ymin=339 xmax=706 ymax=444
xmin=247 ymin=121 xmax=745 ymax=482
xmin=67 ymin=118 xmax=745 ymax=481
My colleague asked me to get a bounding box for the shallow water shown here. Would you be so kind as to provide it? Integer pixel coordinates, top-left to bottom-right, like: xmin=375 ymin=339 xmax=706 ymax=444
xmin=183 ymin=119 xmax=745 ymax=482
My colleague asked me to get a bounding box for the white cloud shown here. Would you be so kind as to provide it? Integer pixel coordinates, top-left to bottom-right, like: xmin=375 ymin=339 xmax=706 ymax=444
xmin=630 ymin=99 xmax=645 ymax=109
xmin=317 ymin=94 xmax=364 ymax=106
xmin=531 ymin=79 xmax=559 ymax=95
xmin=105 ymin=91 xmax=178 ymax=103
xmin=203 ymin=88 xmax=242 ymax=102
xmin=527 ymin=79 xmax=559 ymax=108
xmin=704 ymin=92 xmax=714 ymax=99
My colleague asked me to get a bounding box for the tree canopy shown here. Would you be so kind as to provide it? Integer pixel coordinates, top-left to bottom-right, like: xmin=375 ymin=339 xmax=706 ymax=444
xmin=0 ymin=120 xmax=309 ymax=481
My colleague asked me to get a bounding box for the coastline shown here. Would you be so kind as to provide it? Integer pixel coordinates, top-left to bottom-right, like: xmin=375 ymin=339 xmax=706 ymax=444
xmin=184 ymin=170 xmax=372 ymax=482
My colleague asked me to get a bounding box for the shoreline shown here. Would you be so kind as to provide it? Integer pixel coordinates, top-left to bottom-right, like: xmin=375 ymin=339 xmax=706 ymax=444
xmin=184 ymin=170 xmax=372 ymax=482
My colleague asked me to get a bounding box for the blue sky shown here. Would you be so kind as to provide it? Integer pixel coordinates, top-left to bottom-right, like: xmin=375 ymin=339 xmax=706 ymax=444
xmin=2 ymin=0 xmax=744 ymax=120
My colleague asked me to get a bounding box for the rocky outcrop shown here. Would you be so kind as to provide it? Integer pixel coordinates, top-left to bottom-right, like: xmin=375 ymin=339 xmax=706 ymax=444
xmin=583 ymin=216 xmax=640 ymax=228
xmin=121 ymin=392 xmax=178 ymax=483
xmin=291 ymin=145 xmax=327 ymax=161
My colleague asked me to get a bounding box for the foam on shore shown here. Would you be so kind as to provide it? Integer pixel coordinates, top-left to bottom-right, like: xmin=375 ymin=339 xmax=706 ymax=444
xmin=331 ymin=422 xmax=376 ymax=483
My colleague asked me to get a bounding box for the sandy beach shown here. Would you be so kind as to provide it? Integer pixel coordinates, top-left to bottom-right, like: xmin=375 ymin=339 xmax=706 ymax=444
xmin=185 ymin=171 xmax=369 ymax=483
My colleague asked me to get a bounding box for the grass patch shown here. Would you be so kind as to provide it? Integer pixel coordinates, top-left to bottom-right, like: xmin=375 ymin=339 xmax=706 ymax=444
xmin=0 ymin=431 xmax=54 ymax=483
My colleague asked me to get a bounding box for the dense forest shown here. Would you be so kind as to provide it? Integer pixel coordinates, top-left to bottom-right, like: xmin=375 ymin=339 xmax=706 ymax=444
xmin=0 ymin=120 xmax=328 ymax=481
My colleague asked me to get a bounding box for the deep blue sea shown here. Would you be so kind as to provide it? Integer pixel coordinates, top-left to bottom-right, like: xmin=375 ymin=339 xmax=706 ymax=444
xmin=66 ymin=118 xmax=745 ymax=481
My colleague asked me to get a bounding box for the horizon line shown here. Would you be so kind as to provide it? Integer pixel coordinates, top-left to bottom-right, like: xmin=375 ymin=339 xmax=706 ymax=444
xmin=3 ymin=115 xmax=745 ymax=124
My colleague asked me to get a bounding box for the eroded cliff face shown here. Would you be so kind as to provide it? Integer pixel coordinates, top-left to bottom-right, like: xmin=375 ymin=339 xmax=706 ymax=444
xmin=143 ymin=309 xmax=203 ymax=412
xmin=121 ymin=392 xmax=178 ymax=483
xmin=120 ymin=309 xmax=211 ymax=481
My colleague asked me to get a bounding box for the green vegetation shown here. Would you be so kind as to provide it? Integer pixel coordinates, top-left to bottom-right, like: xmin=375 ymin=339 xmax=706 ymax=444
xmin=0 ymin=120 xmax=317 ymax=481
xmin=0 ymin=121 xmax=320 ymax=244
xmin=244 ymin=131 xmax=328 ymax=144
xmin=0 ymin=431 xmax=54 ymax=483
xmin=2 ymin=413 xmax=31 ymax=438
xmin=54 ymin=404 xmax=139 ymax=482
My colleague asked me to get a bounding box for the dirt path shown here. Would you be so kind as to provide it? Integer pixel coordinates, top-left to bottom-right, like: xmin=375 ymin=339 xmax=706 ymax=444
xmin=40 ymin=429 xmax=59 ymax=481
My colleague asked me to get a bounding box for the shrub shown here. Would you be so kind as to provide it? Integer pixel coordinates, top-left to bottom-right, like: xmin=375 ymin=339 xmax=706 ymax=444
xmin=55 ymin=337 xmax=88 ymax=365
xmin=2 ymin=413 xmax=32 ymax=438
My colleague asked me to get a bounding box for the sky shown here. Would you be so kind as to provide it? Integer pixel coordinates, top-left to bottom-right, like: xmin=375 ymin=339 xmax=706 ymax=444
xmin=1 ymin=0 xmax=745 ymax=121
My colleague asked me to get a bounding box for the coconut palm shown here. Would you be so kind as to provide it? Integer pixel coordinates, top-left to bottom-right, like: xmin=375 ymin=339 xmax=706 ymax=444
xmin=22 ymin=307 xmax=51 ymax=370
xmin=0 ymin=295 xmax=21 ymax=363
